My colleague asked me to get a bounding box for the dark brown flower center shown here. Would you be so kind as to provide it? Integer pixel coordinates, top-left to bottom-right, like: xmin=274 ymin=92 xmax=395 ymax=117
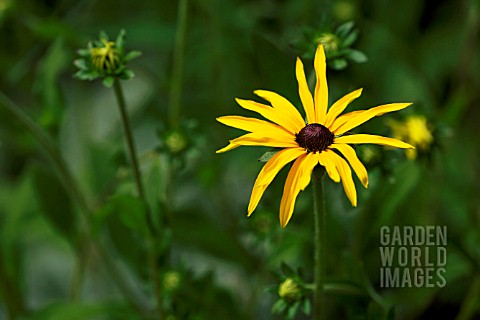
xmin=295 ymin=123 xmax=334 ymax=153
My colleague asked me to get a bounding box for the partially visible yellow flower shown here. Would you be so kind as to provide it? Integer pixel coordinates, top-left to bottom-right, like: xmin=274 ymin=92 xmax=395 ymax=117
xmin=216 ymin=45 xmax=413 ymax=227
xmin=388 ymin=115 xmax=433 ymax=160
xmin=90 ymin=39 xmax=120 ymax=74
xmin=278 ymin=278 xmax=302 ymax=302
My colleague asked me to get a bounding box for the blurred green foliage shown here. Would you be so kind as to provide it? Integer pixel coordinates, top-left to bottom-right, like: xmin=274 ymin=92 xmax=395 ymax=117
xmin=0 ymin=0 xmax=479 ymax=319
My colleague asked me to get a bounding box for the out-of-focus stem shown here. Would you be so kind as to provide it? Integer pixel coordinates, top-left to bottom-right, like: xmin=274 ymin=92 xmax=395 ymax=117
xmin=168 ymin=0 xmax=188 ymax=127
xmin=312 ymin=167 xmax=326 ymax=319
xmin=112 ymin=79 xmax=163 ymax=319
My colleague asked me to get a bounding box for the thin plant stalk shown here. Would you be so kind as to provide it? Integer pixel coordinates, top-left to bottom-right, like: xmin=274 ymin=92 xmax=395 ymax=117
xmin=112 ymin=79 xmax=157 ymax=234
xmin=168 ymin=0 xmax=188 ymax=127
xmin=112 ymin=79 xmax=163 ymax=319
xmin=312 ymin=167 xmax=326 ymax=319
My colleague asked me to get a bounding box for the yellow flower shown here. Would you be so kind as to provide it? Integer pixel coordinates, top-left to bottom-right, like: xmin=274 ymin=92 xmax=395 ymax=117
xmin=217 ymin=45 xmax=414 ymax=227
xmin=388 ymin=115 xmax=433 ymax=160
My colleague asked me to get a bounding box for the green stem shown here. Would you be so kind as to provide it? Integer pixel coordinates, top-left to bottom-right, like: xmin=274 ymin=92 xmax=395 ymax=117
xmin=0 ymin=92 xmax=88 ymax=212
xmin=69 ymin=234 xmax=88 ymax=301
xmin=312 ymin=167 xmax=326 ymax=319
xmin=112 ymin=79 xmax=163 ymax=319
xmin=112 ymin=79 xmax=156 ymax=234
xmin=168 ymin=0 xmax=188 ymax=127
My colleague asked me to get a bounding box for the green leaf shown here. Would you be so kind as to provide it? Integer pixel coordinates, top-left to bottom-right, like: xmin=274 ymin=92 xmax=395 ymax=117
xmin=102 ymin=76 xmax=114 ymax=88
xmin=124 ymin=50 xmax=142 ymax=62
xmin=330 ymin=58 xmax=348 ymax=70
xmin=32 ymin=165 xmax=76 ymax=241
xmin=113 ymin=195 xmax=148 ymax=234
xmin=345 ymin=49 xmax=368 ymax=63
xmin=258 ymin=150 xmax=279 ymax=162
xmin=336 ymin=21 xmax=355 ymax=39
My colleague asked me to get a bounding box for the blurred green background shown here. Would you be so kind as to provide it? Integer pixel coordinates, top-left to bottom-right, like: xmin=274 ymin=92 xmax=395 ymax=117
xmin=0 ymin=0 xmax=479 ymax=319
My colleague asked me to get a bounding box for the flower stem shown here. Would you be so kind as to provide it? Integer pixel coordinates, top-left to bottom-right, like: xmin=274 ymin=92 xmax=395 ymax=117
xmin=112 ymin=79 xmax=164 ymax=319
xmin=112 ymin=79 xmax=156 ymax=234
xmin=169 ymin=0 xmax=188 ymax=127
xmin=312 ymin=167 xmax=326 ymax=319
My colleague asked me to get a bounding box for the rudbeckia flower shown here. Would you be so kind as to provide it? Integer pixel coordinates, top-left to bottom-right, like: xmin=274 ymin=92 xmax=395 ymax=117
xmin=217 ymin=45 xmax=414 ymax=227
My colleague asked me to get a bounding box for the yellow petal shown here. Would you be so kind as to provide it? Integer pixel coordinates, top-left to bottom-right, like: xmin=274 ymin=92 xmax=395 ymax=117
xmin=324 ymin=88 xmax=363 ymax=128
xmin=334 ymin=134 xmax=415 ymax=149
xmin=328 ymin=151 xmax=357 ymax=206
xmin=295 ymin=57 xmax=316 ymax=124
xmin=329 ymin=110 xmax=364 ymax=133
xmin=314 ymin=45 xmax=328 ymax=124
xmin=330 ymin=144 xmax=368 ymax=188
xmin=317 ymin=150 xmax=340 ymax=182
xmin=279 ymin=153 xmax=318 ymax=227
xmin=235 ymin=98 xmax=300 ymax=134
xmin=217 ymin=132 xmax=297 ymax=152
xmin=334 ymin=103 xmax=413 ymax=135
xmin=216 ymin=116 xmax=295 ymax=139
xmin=254 ymin=90 xmax=305 ymax=132
xmin=248 ymin=147 xmax=306 ymax=215
xmin=216 ymin=143 xmax=240 ymax=153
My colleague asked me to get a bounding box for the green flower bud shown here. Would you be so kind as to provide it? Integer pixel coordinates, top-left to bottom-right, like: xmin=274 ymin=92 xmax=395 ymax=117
xmin=315 ymin=33 xmax=340 ymax=56
xmin=165 ymin=131 xmax=187 ymax=154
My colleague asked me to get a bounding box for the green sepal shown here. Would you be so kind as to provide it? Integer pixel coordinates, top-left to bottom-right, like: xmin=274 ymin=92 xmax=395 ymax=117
xmin=77 ymin=48 xmax=91 ymax=57
xmin=302 ymin=299 xmax=311 ymax=315
xmin=336 ymin=21 xmax=355 ymax=39
xmin=272 ymin=299 xmax=288 ymax=314
xmin=330 ymin=58 xmax=348 ymax=70
xmin=116 ymin=29 xmax=126 ymax=54
xmin=124 ymin=50 xmax=142 ymax=62
xmin=102 ymin=76 xmax=114 ymax=88
xmin=343 ymin=29 xmax=359 ymax=47
xmin=345 ymin=49 xmax=368 ymax=63
xmin=120 ymin=69 xmax=135 ymax=80
xmin=73 ymin=58 xmax=88 ymax=70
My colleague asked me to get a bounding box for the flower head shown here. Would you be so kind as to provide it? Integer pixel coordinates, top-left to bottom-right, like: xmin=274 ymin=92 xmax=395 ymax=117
xmin=388 ymin=115 xmax=433 ymax=160
xmin=217 ymin=45 xmax=413 ymax=227
xmin=278 ymin=278 xmax=302 ymax=303
xmin=90 ymin=39 xmax=121 ymax=75
xmin=294 ymin=21 xmax=367 ymax=70
xmin=74 ymin=30 xmax=142 ymax=87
